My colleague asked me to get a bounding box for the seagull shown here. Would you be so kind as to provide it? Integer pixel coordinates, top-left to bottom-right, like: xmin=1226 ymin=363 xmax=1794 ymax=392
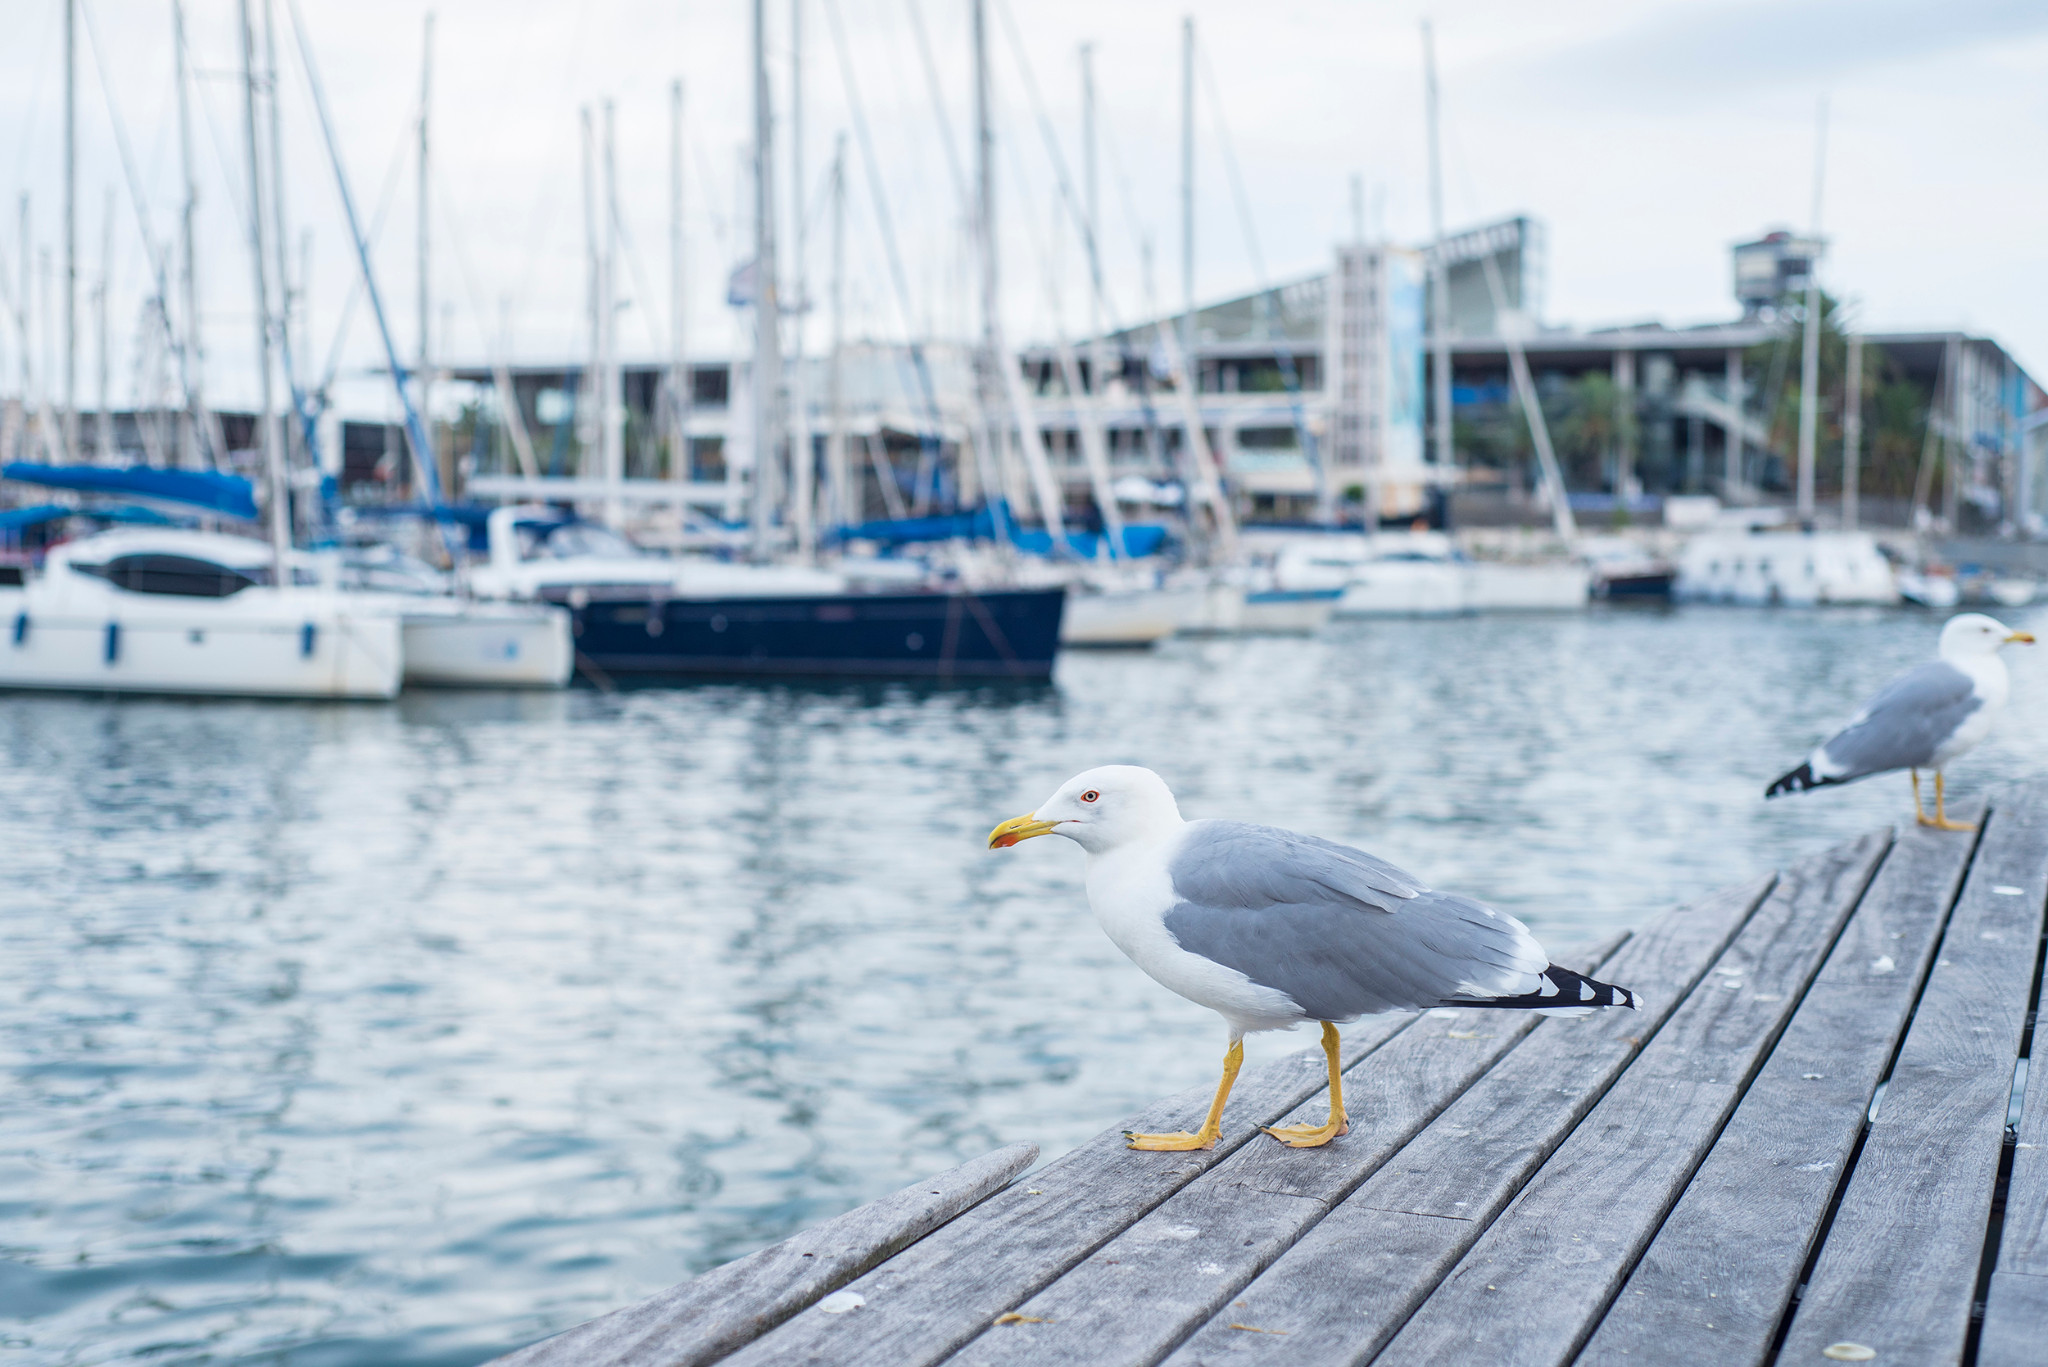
xmin=1767 ymin=612 xmax=2033 ymax=831
xmin=987 ymin=767 xmax=1636 ymax=1152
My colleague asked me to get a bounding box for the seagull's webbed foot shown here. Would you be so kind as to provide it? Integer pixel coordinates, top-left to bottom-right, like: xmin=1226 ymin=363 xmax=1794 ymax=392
xmin=1262 ymin=1021 xmax=1349 ymax=1149
xmin=1126 ymin=1039 xmax=1244 ymax=1153
xmin=1925 ymin=772 xmax=1977 ymax=832
xmin=1261 ymin=1114 xmax=1349 ymax=1148
xmin=1123 ymin=1128 xmax=1218 ymax=1152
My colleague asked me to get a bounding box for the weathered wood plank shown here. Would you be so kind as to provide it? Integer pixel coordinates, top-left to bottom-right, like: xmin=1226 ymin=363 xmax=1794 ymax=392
xmin=941 ymin=937 xmax=1632 ymax=1367
xmin=1980 ymin=1270 xmax=2048 ymax=1367
xmin=714 ymin=1011 xmax=1421 ymax=1367
xmin=1981 ymin=961 xmax=2048 ymax=1367
xmin=1159 ymin=869 xmax=1786 ymax=1367
xmin=1980 ymin=833 xmax=2048 ymax=1367
xmin=1579 ymin=810 xmax=1984 ymax=1366
xmin=1362 ymin=831 xmax=1888 ymax=1367
xmin=485 ymin=1143 xmax=1039 ymax=1367
xmin=1784 ymin=787 xmax=2048 ymax=1366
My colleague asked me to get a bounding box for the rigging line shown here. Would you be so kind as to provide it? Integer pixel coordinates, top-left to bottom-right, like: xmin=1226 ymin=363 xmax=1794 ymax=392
xmin=283 ymin=0 xmax=458 ymax=568
xmin=191 ymin=52 xmax=258 ymax=285
xmin=870 ymin=0 xmax=945 ymax=319
xmin=1192 ymin=42 xmax=1264 ymax=282
xmin=315 ymin=113 xmax=412 ymax=400
xmin=608 ymin=179 xmax=668 ymax=358
xmin=691 ymin=139 xmax=732 ymax=251
xmin=1192 ymin=38 xmax=1323 ymax=485
xmin=989 ymin=0 xmax=1124 ymax=333
xmin=8 ymin=1 xmax=59 ymax=189
xmin=988 ymin=0 xmax=1168 ymax=475
xmin=903 ymin=0 xmax=969 ymax=215
xmin=433 ymin=177 xmax=539 ymax=478
xmin=822 ymin=0 xmax=945 ymax=444
xmin=78 ymin=1 xmax=180 ymax=366
xmin=503 ymin=10 xmax=590 ymax=336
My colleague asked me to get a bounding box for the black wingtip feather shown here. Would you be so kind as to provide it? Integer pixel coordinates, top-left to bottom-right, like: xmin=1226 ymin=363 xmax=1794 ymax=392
xmin=1766 ymin=762 xmax=1839 ymax=799
xmin=1441 ymin=964 xmax=1637 ymax=1012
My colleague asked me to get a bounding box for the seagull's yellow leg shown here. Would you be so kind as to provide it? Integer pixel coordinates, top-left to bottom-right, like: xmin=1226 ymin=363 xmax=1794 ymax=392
xmin=1126 ymin=1039 xmax=1244 ymax=1151
xmin=1911 ymin=769 xmax=1932 ymax=826
xmin=1263 ymin=1022 xmax=1349 ymax=1148
xmin=1930 ymin=771 xmax=1977 ymax=832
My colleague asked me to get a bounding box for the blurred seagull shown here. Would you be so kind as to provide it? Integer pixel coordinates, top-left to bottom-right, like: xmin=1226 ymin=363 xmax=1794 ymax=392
xmin=1767 ymin=612 xmax=2034 ymax=832
xmin=987 ymin=766 xmax=1636 ymax=1152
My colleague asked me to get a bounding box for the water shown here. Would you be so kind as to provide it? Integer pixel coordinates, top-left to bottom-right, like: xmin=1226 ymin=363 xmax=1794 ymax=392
xmin=5 ymin=605 xmax=2044 ymax=1366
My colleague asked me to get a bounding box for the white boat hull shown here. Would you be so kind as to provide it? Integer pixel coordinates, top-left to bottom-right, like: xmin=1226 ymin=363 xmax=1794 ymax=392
xmin=1240 ymin=589 xmax=1340 ymax=633
xmin=397 ymin=602 xmax=574 ymax=686
xmin=1176 ymin=584 xmax=1251 ymax=634
xmin=1675 ymin=530 xmax=1901 ymax=606
xmin=1335 ymin=561 xmax=1467 ymax=616
xmin=1465 ymin=562 xmax=1591 ymax=611
xmin=1060 ymin=589 xmax=1188 ymax=647
xmin=0 ymin=589 xmax=402 ymax=699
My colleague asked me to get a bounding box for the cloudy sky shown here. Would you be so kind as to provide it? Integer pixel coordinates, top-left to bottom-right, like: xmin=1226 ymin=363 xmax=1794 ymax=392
xmin=4 ymin=0 xmax=2045 ymax=420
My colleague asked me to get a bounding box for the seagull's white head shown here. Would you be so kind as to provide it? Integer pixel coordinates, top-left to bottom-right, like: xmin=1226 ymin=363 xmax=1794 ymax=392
xmin=1939 ymin=612 xmax=2034 ymax=659
xmin=987 ymin=765 xmax=1184 ymax=856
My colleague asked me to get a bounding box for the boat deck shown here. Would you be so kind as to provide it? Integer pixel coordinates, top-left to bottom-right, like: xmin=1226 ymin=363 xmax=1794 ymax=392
xmin=490 ymin=783 xmax=2048 ymax=1367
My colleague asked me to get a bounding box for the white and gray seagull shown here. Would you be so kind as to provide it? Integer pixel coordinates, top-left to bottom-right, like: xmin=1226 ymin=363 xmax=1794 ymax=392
xmin=1767 ymin=612 xmax=2033 ymax=831
xmin=988 ymin=767 xmax=1636 ymax=1152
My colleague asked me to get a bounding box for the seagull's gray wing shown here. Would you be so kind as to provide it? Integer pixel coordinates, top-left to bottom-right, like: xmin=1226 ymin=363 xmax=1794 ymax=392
xmin=1815 ymin=660 xmax=1981 ymax=780
xmin=1162 ymin=820 xmax=1546 ymax=1020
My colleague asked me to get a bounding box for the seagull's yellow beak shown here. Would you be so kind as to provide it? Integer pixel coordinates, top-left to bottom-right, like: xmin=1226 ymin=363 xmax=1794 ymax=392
xmin=2008 ymin=631 xmax=2036 ymax=644
xmin=988 ymin=813 xmax=1059 ymax=849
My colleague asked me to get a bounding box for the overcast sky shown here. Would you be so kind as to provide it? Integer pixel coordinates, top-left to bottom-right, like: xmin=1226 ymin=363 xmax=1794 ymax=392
xmin=4 ymin=0 xmax=2045 ymax=420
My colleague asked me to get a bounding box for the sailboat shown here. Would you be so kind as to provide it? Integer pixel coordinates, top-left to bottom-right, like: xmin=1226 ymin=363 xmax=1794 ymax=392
xmin=0 ymin=465 xmax=403 ymax=698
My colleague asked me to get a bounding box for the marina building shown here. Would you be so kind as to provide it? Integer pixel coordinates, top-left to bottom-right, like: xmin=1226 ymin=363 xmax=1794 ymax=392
xmin=336 ymin=217 xmax=2048 ymax=539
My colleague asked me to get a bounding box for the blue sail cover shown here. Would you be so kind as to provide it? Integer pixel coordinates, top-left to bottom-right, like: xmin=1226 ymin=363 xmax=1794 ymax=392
xmin=837 ymin=503 xmax=1170 ymax=559
xmin=2 ymin=463 xmax=259 ymax=520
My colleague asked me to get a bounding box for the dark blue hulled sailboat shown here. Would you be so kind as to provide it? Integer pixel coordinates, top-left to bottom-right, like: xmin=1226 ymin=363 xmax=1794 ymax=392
xmin=466 ymin=507 xmax=1064 ymax=682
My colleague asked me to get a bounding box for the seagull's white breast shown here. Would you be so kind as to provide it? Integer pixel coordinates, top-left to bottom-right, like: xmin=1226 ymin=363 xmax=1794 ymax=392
xmin=1936 ymin=655 xmax=2010 ymax=766
xmin=1083 ymin=831 xmax=1307 ymax=1037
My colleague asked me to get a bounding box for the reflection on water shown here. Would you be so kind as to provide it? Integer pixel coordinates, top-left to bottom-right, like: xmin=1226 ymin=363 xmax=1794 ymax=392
xmin=4 ymin=606 xmax=2044 ymax=1365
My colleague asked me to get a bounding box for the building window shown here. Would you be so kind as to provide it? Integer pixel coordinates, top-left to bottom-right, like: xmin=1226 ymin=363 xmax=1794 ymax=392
xmin=1237 ymin=426 xmax=1298 ymax=451
xmin=690 ymin=437 xmax=726 ymax=481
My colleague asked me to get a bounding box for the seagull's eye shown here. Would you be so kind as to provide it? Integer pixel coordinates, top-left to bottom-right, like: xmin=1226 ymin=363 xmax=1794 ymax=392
xmin=1080 ymin=790 xmax=1100 ymax=803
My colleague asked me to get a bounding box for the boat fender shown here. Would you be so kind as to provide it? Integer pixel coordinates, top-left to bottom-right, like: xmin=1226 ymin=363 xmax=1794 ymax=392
xmin=105 ymin=621 xmax=119 ymax=665
xmin=10 ymin=611 xmax=24 ymax=646
xmin=300 ymin=622 xmax=318 ymax=658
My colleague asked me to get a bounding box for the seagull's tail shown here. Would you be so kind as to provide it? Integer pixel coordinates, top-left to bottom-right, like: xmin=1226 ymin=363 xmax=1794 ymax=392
xmin=1767 ymin=761 xmax=1841 ymax=799
xmin=1440 ymin=965 xmax=1638 ymax=1017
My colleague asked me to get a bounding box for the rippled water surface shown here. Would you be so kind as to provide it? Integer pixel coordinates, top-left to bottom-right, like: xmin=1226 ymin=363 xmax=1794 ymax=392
xmin=6 ymin=605 xmax=2046 ymax=1365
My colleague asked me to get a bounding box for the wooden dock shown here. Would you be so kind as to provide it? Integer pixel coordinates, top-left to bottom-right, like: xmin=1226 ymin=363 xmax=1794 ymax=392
xmin=490 ymin=784 xmax=2048 ymax=1367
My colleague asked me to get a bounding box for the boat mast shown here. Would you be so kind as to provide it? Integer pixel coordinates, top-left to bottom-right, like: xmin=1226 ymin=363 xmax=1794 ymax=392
xmin=239 ymin=0 xmax=291 ymax=580
xmin=417 ymin=12 xmax=434 ymax=501
xmin=1179 ymin=18 xmax=1194 ymax=368
xmin=266 ymin=0 xmax=306 ymax=493
xmin=1842 ymin=330 xmax=1862 ymax=530
xmin=64 ymin=0 xmax=77 ymax=461
xmin=579 ymin=107 xmax=598 ymax=483
xmin=601 ymin=100 xmax=623 ymax=528
xmin=1423 ymin=21 xmax=1451 ymax=477
xmin=669 ymin=79 xmax=689 ymax=484
xmin=95 ymin=189 xmax=110 ymax=460
xmin=750 ymin=0 xmax=782 ymax=559
xmin=1060 ymin=44 xmax=1122 ymax=559
xmin=827 ymin=132 xmax=847 ymax=529
xmin=14 ymin=196 xmax=29 ymax=445
xmin=173 ymin=0 xmax=209 ymax=470
xmin=788 ymin=0 xmax=813 ymax=558
xmin=1795 ymin=98 xmax=1827 ymax=523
